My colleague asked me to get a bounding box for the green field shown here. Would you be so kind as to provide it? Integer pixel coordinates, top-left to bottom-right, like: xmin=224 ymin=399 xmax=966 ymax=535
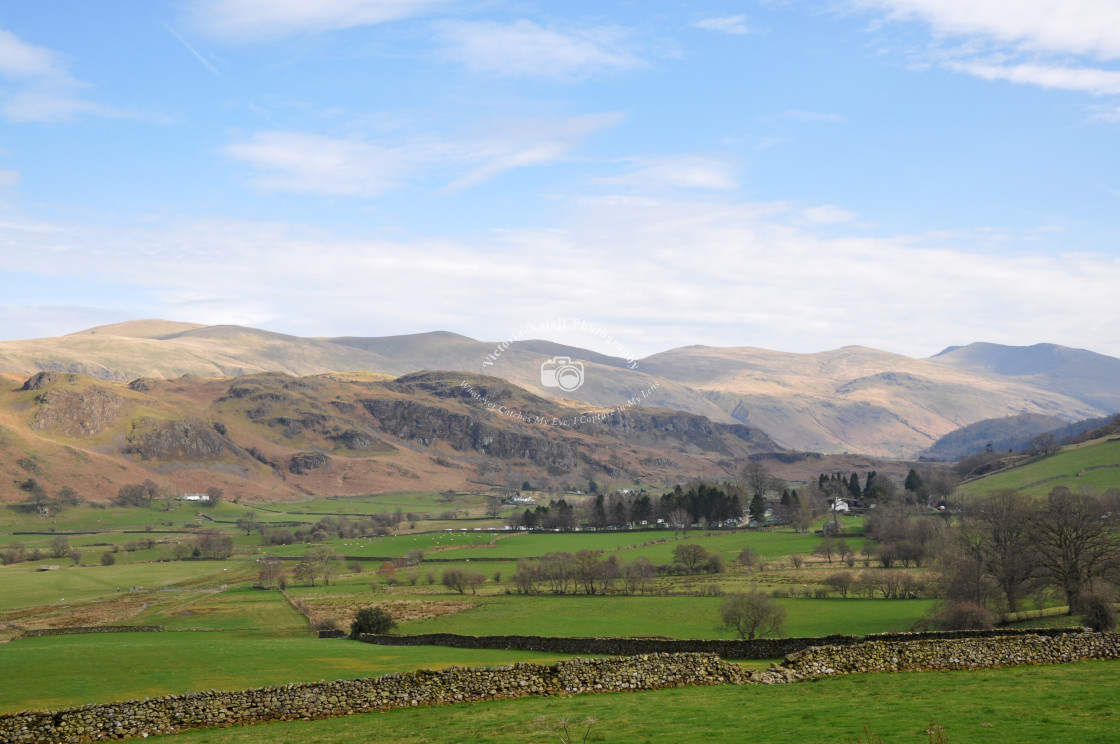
xmin=0 ymin=632 xmax=585 ymax=714
xmin=0 ymin=494 xmax=1100 ymax=744
xmin=959 ymin=438 xmax=1120 ymax=498
xmin=0 ymin=561 xmax=244 ymax=613
xmin=388 ymin=595 xmax=934 ymax=639
xmin=144 ymin=659 xmax=1120 ymax=744
xmin=430 ymin=528 xmax=827 ymax=563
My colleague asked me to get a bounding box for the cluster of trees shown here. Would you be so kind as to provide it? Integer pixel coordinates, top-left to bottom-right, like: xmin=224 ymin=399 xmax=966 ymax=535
xmin=939 ymin=487 xmax=1120 ymax=621
xmin=510 ymin=551 xmax=646 ymax=596
xmin=252 ymin=513 xmax=410 ymax=545
xmin=866 ymin=506 xmax=943 ymax=568
xmin=17 ymin=480 xmax=84 ymax=511
xmin=513 ymin=482 xmax=744 ymax=532
xmin=441 ymin=568 xmax=487 ymax=594
xmin=814 ymin=468 xmax=957 ymax=507
xmin=116 ymin=481 xmax=224 ymax=509
xmin=818 ymin=570 xmax=925 ymax=599
xmin=171 ymin=530 xmax=233 ymax=559
xmin=506 ymin=543 xmax=723 ymax=596
xmin=292 ymin=546 xmax=342 ymax=586
xmin=0 ymin=537 xmax=83 ymax=565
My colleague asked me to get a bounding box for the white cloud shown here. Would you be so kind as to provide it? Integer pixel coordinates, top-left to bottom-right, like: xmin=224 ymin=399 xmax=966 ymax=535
xmin=693 ymin=16 xmax=751 ymax=35
xmin=856 ymin=0 xmax=1120 ymax=60
xmin=438 ymin=20 xmax=643 ymax=79
xmin=448 ymin=113 xmax=624 ymax=190
xmin=946 ymin=62 xmax=1120 ymax=96
xmin=0 ymin=28 xmax=64 ymax=78
xmin=0 ymin=169 xmax=19 ymax=187
xmin=223 ymin=131 xmax=420 ymax=196
xmin=225 ymin=114 xmax=624 ymax=196
xmin=1092 ymin=106 xmax=1120 ymax=123
xmin=804 ymin=205 xmax=857 ymax=223
xmin=598 ymin=155 xmax=738 ymax=190
xmin=189 ymin=0 xmax=447 ymax=40
xmin=2 ymin=200 xmax=1118 ymax=359
xmin=0 ymin=27 xmax=117 ymax=123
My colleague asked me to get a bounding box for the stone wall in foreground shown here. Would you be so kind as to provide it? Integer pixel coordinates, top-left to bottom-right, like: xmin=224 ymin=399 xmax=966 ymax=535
xmin=0 ymin=653 xmax=743 ymax=744
xmin=782 ymin=630 xmax=1120 ymax=676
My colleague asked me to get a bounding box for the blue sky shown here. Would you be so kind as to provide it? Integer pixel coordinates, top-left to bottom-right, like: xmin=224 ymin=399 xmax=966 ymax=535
xmin=1 ymin=0 xmax=1118 ymax=358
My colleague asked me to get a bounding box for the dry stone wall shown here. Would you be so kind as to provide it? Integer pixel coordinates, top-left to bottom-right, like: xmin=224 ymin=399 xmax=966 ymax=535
xmin=18 ymin=626 xmax=162 ymax=638
xmin=353 ymin=627 xmax=1086 ymax=660
xmin=0 ymin=653 xmax=742 ymax=744
xmin=783 ymin=630 xmax=1120 ymax=676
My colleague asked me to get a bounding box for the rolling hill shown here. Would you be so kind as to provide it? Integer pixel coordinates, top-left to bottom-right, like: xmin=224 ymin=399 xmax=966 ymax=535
xmin=931 ymin=342 xmax=1120 ymax=414
xmin=1 ymin=321 xmax=1117 ymax=458
xmin=0 ymin=368 xmax=776 ymax=504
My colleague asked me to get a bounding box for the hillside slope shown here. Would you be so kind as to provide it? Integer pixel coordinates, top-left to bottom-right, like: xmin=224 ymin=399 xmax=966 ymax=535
xmin=0 ymin=369 xmax=777 ymax=504
xmin=636 ymin=345 xmax=1102 ymax=457
xmin=931 ymin=342 xmax=1120 ymax=414
xmin=1 ymin=321 xmax=1117 ymax=458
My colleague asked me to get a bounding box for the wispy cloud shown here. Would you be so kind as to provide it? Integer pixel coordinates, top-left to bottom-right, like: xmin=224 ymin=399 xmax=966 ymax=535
xmin=1092 ymin=105 xmax=1120 ymax=123
xmin=2 ymin=199 xmax=1115 ymax=359
xmin=438 ymin=20 xmax=644 ymax=79
xmin=188 ymin=0 xmax=448 ymax=41
xmin=224 ymin=113 xmax=624 ymax=196
xmin=447 ymin=113 xmax=624 ymax=190
xmin=597 ymin=154 xmax=739 ymax=190
xmin=693 ymin=16 xmax=751 ymax=35
xmin=855 ymin=0 xmax=1120 ymax=60
xmin=0 ymin=27 xmax=121 ymax=123
xmin=804 ymin=205 xmax=857 ymax=223
xmin=223 ymin=131 xmax=420 ymax=196
xmin=856 ymin=1 xmax=1120 ymax=111
xmin=947 ymin=61 xmax=1120 ymax=96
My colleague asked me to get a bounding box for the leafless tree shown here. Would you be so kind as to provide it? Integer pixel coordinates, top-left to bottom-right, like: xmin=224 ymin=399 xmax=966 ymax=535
xmin=719 ymin=592 xmax=786 ymax=640
xmin=1033 ymin=487 xmax=1120 ymax=613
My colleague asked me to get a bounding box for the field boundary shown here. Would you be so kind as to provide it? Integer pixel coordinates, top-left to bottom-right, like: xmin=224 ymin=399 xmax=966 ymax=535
xmin=17 ymin=625 xmax=163 ymax=638
xmin=783 ymin=630 xmax=1120 ymax=675
xmin=350 ymin=626 xmax=1086 ymax=660
xmin=0 ymin=653 xmax=746 ymax=744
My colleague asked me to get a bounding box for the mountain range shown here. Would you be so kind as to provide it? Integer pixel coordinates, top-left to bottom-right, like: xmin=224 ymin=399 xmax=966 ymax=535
xmin=2 ymin=321 xmax=1118 ymax=459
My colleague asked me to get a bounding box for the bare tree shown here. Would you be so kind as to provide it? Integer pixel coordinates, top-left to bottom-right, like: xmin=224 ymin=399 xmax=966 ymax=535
xmin=742 ymin=462 xmax=772 ymax=499
xmin=968 ymin=489 xmax=1038 ymax=613
xmin=667 ymin=507 xmax=691 ymax=537
xmin=1033 ymin=487 xmax=1119 ymax=613
xmin=719 ymin=592 xmax=786 ymax=640
xmin=672 ymin=543 xmax=710 ymax=573
xmin=485 ymin=495 xmax=504 ymax=518
xmin=623 ymin=557 xmax=656 ymax=595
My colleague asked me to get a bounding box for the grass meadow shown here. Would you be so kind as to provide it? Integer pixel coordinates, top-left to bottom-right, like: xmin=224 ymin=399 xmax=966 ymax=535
xmin=0 ymin=493 xmax=1107 ymax=744
xmin=956 ymin=438 xmax=1120 ymax=498
xmin=136 ymin=659 xmax=1120 ymax=744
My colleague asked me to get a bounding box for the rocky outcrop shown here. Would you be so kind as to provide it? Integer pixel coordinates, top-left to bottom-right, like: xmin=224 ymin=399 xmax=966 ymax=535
xmin=126 ymin=417 xmax=230 ymax=460
xmin=30 ymin=388 xmax=125 ymax=437
xmin=360 ymin=399 xmax=584 ymax=470
xmin=21 ymin=372 xmax=74 ymax=391
xmin=289 ymin=451 xmax=331 ymax=474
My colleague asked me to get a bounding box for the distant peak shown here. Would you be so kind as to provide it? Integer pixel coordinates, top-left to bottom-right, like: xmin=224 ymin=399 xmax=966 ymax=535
xmin=69 ymin=319 xmax=207 ymax=340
